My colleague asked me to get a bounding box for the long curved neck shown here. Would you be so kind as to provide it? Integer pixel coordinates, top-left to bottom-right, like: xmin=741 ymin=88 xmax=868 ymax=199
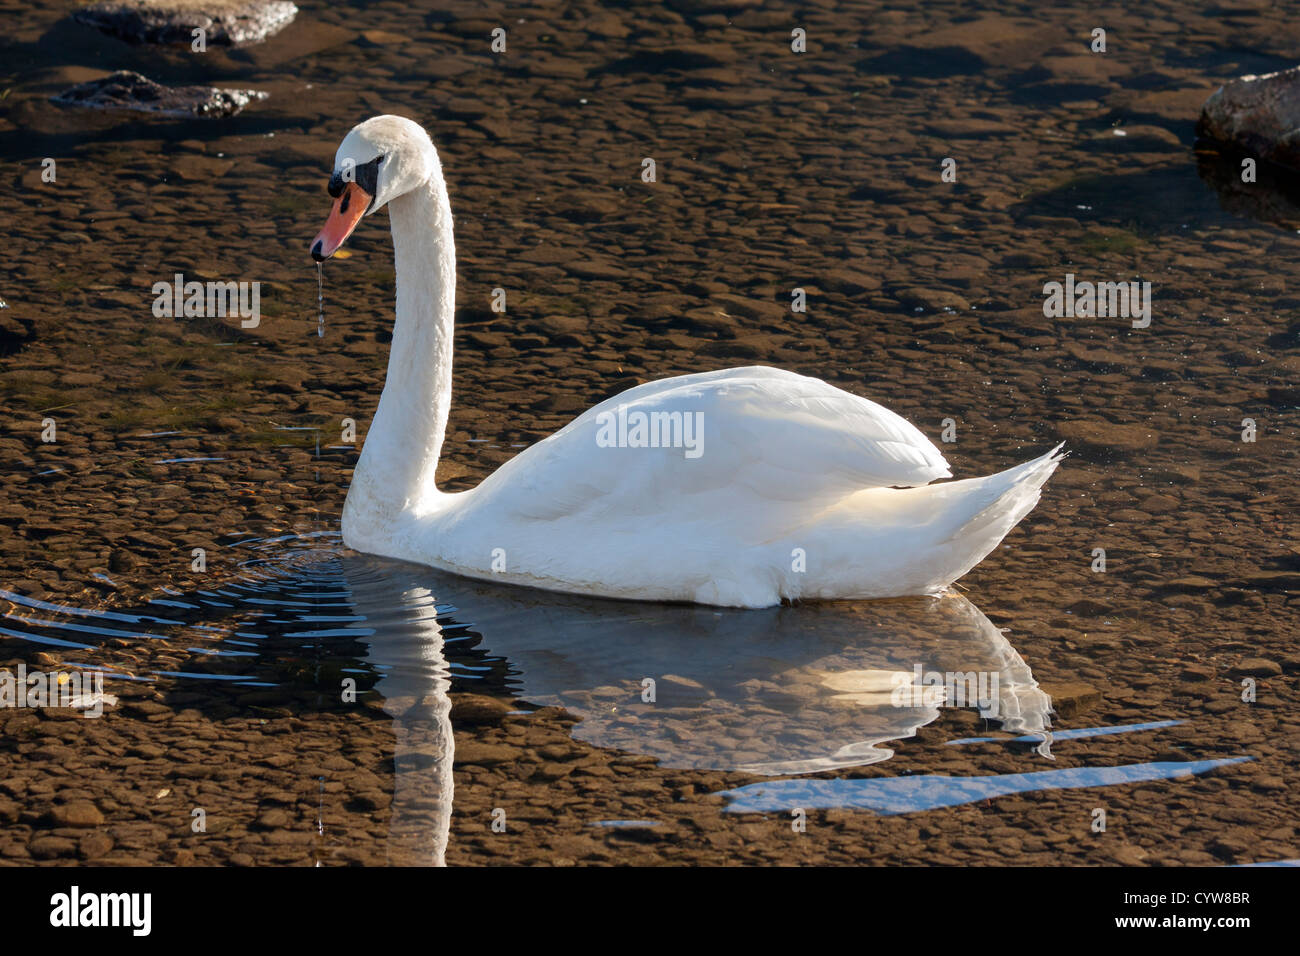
xmin=346 ymin=170 xmax=456 ymax=531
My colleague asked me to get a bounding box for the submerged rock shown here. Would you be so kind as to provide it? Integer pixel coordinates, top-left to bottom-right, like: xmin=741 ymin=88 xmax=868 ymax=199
xmin=0 ymin=300 xmax=34 ymax=356
xmin=52 ymin=70 xmax=267 ymax=118
xmin=1037 ymin=681 xmax=1101 ymax=719
xmin=74 ymin=0 xmax=297 ymax=47
xmin=1200 ymin=66 xmax=1300 ymax=171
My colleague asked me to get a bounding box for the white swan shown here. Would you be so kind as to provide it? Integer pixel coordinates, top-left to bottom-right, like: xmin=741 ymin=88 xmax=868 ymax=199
xmin=310 ymin=115 xmax=1062 ymax=608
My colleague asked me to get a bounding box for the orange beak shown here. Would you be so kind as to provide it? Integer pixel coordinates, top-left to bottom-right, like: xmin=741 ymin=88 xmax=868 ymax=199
xmin=311 ymin=182 xmax=370 ymax=261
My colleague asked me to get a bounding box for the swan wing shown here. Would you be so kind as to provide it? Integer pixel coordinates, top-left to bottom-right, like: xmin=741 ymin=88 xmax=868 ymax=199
xmin=479 ymin=367 xmax=951 ymax=522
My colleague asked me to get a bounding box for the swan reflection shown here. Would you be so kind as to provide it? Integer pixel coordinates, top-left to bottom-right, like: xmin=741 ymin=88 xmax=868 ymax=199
xmin=343 ymin=554 xmax=1054 ymax=863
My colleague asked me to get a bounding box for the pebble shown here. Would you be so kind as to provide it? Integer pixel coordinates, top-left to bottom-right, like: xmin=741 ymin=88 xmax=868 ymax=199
xmin=1055 ymin=421 xmax=1160 ymax=456
xmin=454 ymin=741 xmax=516 ymax=767
xmin=48 ymin=801 xmax=105 ymax=827
xmin=254 ymin=808 xmax=290 ymax=830
xmin=449 ymin=694 xmax=513 ymax=724
xmin=28 ymin=835 xmax=77 ymax=859
xmin=79 ymin=831 xmax=115 ymax=859
xmin=1228 ymin=659 xmax=1282 ymax=678
xmin=1038 ymin=682 xmax=1101 ymax=718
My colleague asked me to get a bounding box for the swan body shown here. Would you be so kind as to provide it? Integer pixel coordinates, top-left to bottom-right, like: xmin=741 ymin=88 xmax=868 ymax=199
xmin=312 ymin=116 xmax=1062 ymax=608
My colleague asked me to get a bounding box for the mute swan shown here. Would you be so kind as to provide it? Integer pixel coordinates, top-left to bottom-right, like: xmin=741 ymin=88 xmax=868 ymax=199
xmin=310 ymin=115 xmax=1062 ymax=608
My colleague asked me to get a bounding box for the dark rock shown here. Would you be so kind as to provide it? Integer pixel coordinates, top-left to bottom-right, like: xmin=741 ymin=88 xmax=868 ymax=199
xmin=52 ymin=70 xmax=267 ymax=118
xmin=1200 ymin=67 xmax=1300 ymax=172
xmin=74 ymin=0 xmax=297 ymax=47
xmin=347 ymin=790 xmax=390 ymax=811
xmin=1066 ymin=598 xmax=1110 ymax=616
xmin=0 ymin=303 xmax=35 ymax=356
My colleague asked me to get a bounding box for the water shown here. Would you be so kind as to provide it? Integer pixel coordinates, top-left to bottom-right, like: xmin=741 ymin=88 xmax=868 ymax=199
xmin=2 ymin=0 xmax=1295 ymax=866
xmin=720 ymin=757 xmax=1254 ymax=816
xmin=948 ymin=719 xmax=1185 ymax=747
xmin=1 ymin=531 xmax=1055 ymax=773
xmin=316 ymin=261 xmax=325 ymax=339
xmin=0 ymin=530 xmax=1263 ymax=864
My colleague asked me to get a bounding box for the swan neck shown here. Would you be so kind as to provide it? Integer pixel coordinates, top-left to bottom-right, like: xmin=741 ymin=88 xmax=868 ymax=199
xmin=352 ymin=173 xmax=455 ymax=519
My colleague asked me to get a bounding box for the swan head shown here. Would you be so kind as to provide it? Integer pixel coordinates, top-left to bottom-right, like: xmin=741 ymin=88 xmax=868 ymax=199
xmin=311 ymin=115 xmax=437 ymax=261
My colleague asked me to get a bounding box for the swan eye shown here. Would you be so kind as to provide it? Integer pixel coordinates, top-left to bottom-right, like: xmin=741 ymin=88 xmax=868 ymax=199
xmin=355 ymin=156 xmax=381 ymax=196
xmin=327 ymin=156 xmax=382 ymax=199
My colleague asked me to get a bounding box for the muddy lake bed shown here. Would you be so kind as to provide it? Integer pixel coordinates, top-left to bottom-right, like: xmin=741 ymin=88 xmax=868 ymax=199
xmin=0 ymin=0 xmax=1298 ymax=867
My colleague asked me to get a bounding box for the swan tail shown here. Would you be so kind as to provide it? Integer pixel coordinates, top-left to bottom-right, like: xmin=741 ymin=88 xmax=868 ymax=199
xmin=929 ymin=443 xmax=1065 ymax=588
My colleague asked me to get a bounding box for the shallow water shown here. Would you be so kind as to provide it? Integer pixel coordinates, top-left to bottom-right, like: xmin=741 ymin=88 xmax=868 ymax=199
xmin=3 ymin=531 xmax=1059 ymax=775
xmin=0 ymin=0 xmax=1296 ymax=865
xmin=0 ymin=530 xmax=1274 ymax=865
xmin=316 ymin=261 xmax=325 ymax=339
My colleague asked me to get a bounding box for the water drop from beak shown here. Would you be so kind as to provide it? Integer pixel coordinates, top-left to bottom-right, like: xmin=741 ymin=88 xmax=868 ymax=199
xmin=316 ymin=261 xmax=325 ymax=338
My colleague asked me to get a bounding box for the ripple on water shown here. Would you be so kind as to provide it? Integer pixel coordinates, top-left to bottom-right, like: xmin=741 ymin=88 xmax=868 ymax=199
xmin=0 ymin=532 xmax=1247 ymax=802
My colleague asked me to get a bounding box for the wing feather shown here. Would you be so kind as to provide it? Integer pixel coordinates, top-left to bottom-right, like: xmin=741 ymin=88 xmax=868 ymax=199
xmin=476 ymin=367 xmax=951 ymax=522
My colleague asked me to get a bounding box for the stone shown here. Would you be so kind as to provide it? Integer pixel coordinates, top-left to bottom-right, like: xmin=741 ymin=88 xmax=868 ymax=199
xmin=79 ymin=831 xmax=114 ymax=859
xmin=1066 ymin=598 xmax=1110 ymax=616
xmin=1137 ymin=493 xmax=1180 ymax=515
xmin=1200 ymin=66 xmax=1300 ymax=172
xmin=52 ymin=71 xmax=267 ymax=119
xmin=74 ymin=0 xmax=298 ymax=47
xmin=348 ymin=790 xmax=390 ymax=811
xmin=1179 ymin=664 xmax=1215 ymax=682
xmin=238 ymin=20 xmax=354 ymax=68
xmin=1162 ymin=576 xmax=1217 ymax=593
xmin=449 ymin=694 xmax=513 ymax=724
xmin=0 ymin=308 xmax=35 ymax=355
xmin=1039 ymin=681 xmax=1101 ymax=718
xmin=1227 ymin=658 xmax=1282 ymax=678
xmin=28 ymin=836 xmax=78 ymax=859
xmin=253 ymin=808 xmax=290 ymax=829
xmin=48 ymin=800 xmax=105 ymax=827
xmin=655 ymin=673 xmax=714 ymax=706
xmin=171 ymin=155 xmax=236 ymax=181
xmin=821 ymin=270 xmax=882 ymax=295
xmin=1110 ymin=844 xmax=1149 ymax=865
xmin=861 ymin=15 xmax=1053 ymax=76
xmin=895 ymin=288 xmax=970 ymax=313
xmin=359 ymin=30 xmax=409 ymax=47
xmin=453 ymin=741 xmax=515 ymax=766
xmin=1054 ymin=420 xmax=1159 ymax=455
